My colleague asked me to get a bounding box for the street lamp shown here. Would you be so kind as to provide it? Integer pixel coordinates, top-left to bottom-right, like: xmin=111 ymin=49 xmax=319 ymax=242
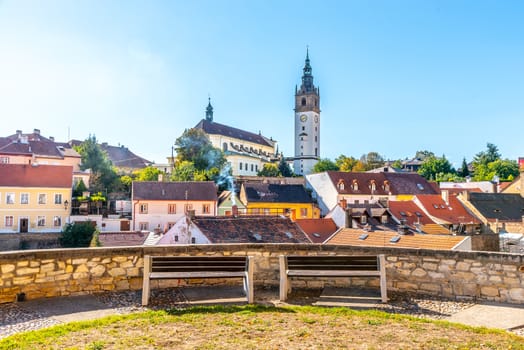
xmin=64 ymin=200 xmax=69 ymax=211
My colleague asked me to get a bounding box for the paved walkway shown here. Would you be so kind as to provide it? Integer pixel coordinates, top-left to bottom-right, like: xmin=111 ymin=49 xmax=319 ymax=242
xmin=1 ymin=287 xmax=523 ymax=340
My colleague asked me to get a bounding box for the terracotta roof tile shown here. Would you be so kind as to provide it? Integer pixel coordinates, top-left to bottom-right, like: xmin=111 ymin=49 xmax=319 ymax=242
xmin=416 ymin=194 xmax=480 ymax=224
xmin=295 ymin=218 xmax=339 ymax=243
xmin=388 ymin=201 xmax=436 ymax=226
xmin=326 ymin=171 xmax=438 ymax=196
xmin=192 ymin=216 xmax=311 ymax=243
xmin=327 ymin=229 xmax=467 ymax=250
xmin=0 ymin=164 xmax=73 ymax=188
xmin=132 ymin=181 xmax=218 ymax=201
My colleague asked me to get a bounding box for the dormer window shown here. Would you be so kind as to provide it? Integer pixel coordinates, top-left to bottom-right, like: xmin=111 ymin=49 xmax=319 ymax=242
xmin=383 ymin=181 xmax=390 ymax=192
xmin=369 ymin=180 xmax=376 ymax=192
xmin=337 ymin=180 xmax=345 ymax=191
xmin=351 ymin=180 xmax=358 ymax=191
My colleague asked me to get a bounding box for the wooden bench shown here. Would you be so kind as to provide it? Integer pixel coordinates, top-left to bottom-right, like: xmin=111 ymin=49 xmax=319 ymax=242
xmin=279 ymin=255 xmax=387 ymax=303
xmin=142 ymin=255 xmax=254 ymax=306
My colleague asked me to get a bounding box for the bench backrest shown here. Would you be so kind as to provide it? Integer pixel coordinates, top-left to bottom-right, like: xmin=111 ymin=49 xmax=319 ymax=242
xmin=150 ymin=256 xmax=249 ymax=273
xmin=286 ymin=255 xmax=380 ymax=271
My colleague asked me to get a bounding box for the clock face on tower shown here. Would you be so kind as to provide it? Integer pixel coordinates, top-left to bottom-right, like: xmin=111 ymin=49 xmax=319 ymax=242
xmin=300 ymin=114 xmax=307 ymax=122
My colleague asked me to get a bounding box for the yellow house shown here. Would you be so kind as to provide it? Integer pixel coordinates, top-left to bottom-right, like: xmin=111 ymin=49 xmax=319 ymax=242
xmin=239 ymin=183 xmax=319 ymax=221
xmin=0 ymin=164 xmax=72 ymax=233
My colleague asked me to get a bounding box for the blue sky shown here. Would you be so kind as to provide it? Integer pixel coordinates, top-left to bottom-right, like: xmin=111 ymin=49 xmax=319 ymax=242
xmin=0 ymin=0 xmax=522 ymax=168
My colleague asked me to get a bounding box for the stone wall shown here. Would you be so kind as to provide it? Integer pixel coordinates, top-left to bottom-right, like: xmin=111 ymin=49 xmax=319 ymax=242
xmin=0 ymin=244 xmax=523 ymax=304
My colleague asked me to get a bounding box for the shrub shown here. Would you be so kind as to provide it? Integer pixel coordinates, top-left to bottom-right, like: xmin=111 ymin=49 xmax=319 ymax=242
xmin=60 ymin=222 xmax=96 ymax=248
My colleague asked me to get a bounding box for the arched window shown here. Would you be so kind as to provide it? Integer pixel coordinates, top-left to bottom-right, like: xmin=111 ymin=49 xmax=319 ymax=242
xmin=370 ymin=180 xmax=376 ymax=192
xmin=301 ymin=97 xmax=306 ymax=106
xmin=337 ymin=180 xmax=345 ymax=191
xmin=223 ymin=142 xmax=228 ymax=151
xmin=352 ymin=180 xmax=358 ymax=191
xmin=383 ymin=181 xmax=390 ymax=192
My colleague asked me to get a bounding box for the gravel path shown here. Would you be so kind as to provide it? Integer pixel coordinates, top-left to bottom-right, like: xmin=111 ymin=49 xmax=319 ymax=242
xmin=1 ymin=288 xmax=522 ymax=340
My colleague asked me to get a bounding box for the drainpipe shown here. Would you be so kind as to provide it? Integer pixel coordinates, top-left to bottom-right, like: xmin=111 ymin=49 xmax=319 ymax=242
xmin=133 ymin=200 xmax=139 ymax=231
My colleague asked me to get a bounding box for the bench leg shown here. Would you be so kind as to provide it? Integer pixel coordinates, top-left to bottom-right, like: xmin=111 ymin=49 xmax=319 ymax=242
xmin=246 ymin=257 xmax=254 ymax=304
xmin=279 ymin=255 xmax=289 ymax=301
xmin=379 ymin=254 xmax=387 ymax=303
xmin=142 ymin=255 xmax=152 ymax=306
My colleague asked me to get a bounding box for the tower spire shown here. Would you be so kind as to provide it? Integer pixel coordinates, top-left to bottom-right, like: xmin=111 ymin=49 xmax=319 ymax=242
xmin=205 ymin=96 xmax=213 ymax=122
xmin=301 ymin=47 xmax=314 ymax=92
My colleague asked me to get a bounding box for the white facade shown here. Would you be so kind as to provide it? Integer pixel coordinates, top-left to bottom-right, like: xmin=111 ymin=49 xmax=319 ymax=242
xmin=294 ymin=110 xmax=320 ymax=176
xmin=156 ymin=216 xmax=211 ymax=245
xmin=305 ymin=172 xmax=338 ymax=215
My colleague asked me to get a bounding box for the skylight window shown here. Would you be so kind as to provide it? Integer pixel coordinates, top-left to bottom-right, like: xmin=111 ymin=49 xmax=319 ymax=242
xmin=312 ymin=233 xmax=321 ymax=238
xmin=359 ymin=233 xmax=369 ymax=240
xmin=440 ymin=204 xmax=446 ymax=209
xmin=285 ymin=232 xmax=294 ymax=239
xmin=417 ymin=184 xmax=424 ymax=190
xmin=253 ymin=233 xmax=262 ymax=241
xmin=433 ymin=204 xmax=439 ymax=209
xmin=400 ymin=211 xmax=406 ymax=217
xmin=415 ymin=211 xmax=422 ymax=217
xmin=390 ymin=236 xmax=401 ymax=243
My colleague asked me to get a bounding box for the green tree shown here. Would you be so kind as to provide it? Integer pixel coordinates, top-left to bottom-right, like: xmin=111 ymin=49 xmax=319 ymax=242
xmin=312 ymin=158 xmax=339 ymax=173
xmin=417 ymin=155 xmax=455 ymax=181
xmin=73 ymin=179 xmax=87 ymax=197
xmin=74 ymin=135 xmax=117 ymax=193
xmin=359 ymin=152 xmax=385 ymax=171
xmin=473 ymin=159 xmax=519 ymax=181
xmin=278 ymin=158 xmax=293 ymax=177
xmin=257 ymin=163 xmax=280 ymax=177
xmin=335 ymin=155 xmax=358 ymax=172
xmin=134 ymin=166 xmax=163 ymax=181
xmin=174 ymin=128 xmax=226 ymax=171
xmin=473 ymin=143 xmax=501 ymax=168
xmin=171 ymin=161 xmax=198 ymax=181
xmin=415 ymin=150 xmax=436 ymax=160
xmin=458 ymin=157 xmax=470 ymax=178
xmin=60 ymin=222 xmax=96 ymax=248
xmin=391 ymin=159 xmax=403 ymax=169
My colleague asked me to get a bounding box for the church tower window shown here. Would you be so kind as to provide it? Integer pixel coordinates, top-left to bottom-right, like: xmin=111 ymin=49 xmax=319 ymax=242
xmin=301 ymin=98 xmax=306 ymax=106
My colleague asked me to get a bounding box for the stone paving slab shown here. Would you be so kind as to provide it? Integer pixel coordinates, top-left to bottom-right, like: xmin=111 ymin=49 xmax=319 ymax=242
xmin=446 ymin=302 xmax=524 ymax=330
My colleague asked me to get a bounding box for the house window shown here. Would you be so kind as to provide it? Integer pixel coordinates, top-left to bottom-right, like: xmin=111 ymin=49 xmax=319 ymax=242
xmin=337 ymin=181 xmax=345 ymax=191
xmin=5 ymin=216 xmax=14 ymax=227
xmin=184 ymin=204 xmax=193 ymax=213
xmin=315 ymin=136 xmax=317 ymax=142
xmin=191 ymin=237 xmax=196 ymax=244
xmin=168 ymin=204 xmax=176 ymax=214
xmin=168 ymin=222 xmax=175 ymax=230
xmin=37 ymin=216 xmax=46 ymax=226
xmin=139 ymin=222 xmax=148 ymax=230
xmin=352 ymin=180 xmax=359 ymax=191
xmin=315 ymin=148 xmax=317 ymax=156
xmin=239 ymin=162 xmax=243 ymax=170
xmin=53 ymin=216 xmax=62 ymax=227
xmin=370 ymin=181 xmax=376 ymax=192
xmin=174 ymin=235 xmax=179 ymax=242
xmin=302 ymin=126 xmax=305 ymax=131
xmin=251 ymin=164 xmax=254 ymax=172
xmin=202 ymin=204 xmax=210 ymax=214
xmin=0 ymin=157 xmax=9 ymax=164
xmin=255 ymin=165 xmax=258 ymax=172
xmin=300 ymin=208 xmax=308 ymax=217
xmin=223 ymin=142 xmax=228 ymax=151
xmin=54 ymin=194 xmax=62 ymax=205
xmin=360 ymin=216 xmax=367 ymax=224
xmin=38 ymin=194 xmax=46 ymax=204
xmin=6 ymin=193 xmax=15 ymax=204
xmin=139 ymin=203 xmax=148 ymax=214
xmin=383 ymin=181 xmax=390 ymax=192
xmin=21 ymin=193 xmax=29 ymax=204
xmin=381 ymin=215 xmax=388 ymax=224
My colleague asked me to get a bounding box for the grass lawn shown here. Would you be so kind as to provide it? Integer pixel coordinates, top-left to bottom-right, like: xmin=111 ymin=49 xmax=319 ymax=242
xmin=1 ymin=305 xmax=522 ymax=349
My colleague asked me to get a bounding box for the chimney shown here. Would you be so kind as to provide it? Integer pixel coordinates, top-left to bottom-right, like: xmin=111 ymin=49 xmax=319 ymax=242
xmin=441 ymin=190 xmax=449 ymax=205
xmin=33 ymin=128 xmax=40 ymax=135
xmin=520 ymin=170 xmax=524 ymax=198
xmin=339 ymin=198 xmax=347 ymax=209
xmin=49 ymin=136 xmax=54 ymax=142
xmin=232 ymin=205 xmax=239 ymax=217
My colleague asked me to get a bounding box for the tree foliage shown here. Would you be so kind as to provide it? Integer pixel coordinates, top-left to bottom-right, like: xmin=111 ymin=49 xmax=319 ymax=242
xmin=174 ymin=128 xmax=226 ymax=171
xmin=417 ymin=155 xmax=455 ymax=181
xmin=134 ymin=166 xmax=162 ymax=181
xmin=359 ymin=152 xmax=385 ymax=171
xmin=458 ymin=158 xmax=470 ymax=178
xmin=312 ymin=158 xmax=339 ymax=173
xmin=60 ymin=222 xmax=97 ymax=248
xmin=278 ymin=158 xmax=293 ymax=177
xmin=257 ymin=163 xmax=280 ymax=177
xmin=415 ymin=150 xmax=436 ymax=161
xmin=74 ymin=135 xmax=117 ymax=193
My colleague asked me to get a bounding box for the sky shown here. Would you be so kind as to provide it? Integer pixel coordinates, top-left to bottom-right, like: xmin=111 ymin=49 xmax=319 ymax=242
xmin=0 ymin=0 xmax=523 ymax=168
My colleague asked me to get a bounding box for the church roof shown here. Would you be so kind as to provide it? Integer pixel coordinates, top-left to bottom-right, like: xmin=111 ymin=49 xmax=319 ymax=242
xmin=242 ymin=183 xmax=313 ymax=204
xmin=194 ymin=119 xmax=274 ymax=147
xmin=99 ymin=143 xmax=152 ymax=169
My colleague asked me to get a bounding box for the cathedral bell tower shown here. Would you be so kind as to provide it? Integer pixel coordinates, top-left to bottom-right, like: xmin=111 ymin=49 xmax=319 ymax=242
xmin=294 ymin=49 xmax=320 ymax=176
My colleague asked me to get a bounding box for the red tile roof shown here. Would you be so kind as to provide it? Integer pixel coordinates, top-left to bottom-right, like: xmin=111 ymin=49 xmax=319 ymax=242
xmin=0 ymin=164 xmax=73 ymax=188
xmin=132 ymin=181 xmax=218 ymax=201
xmin=327 ymin=229 xmax=468 ymax=250
xmin=326 ymin=171 xmax=438 ymax=196
xmin=388 ymin=201 xmax=436 ymax=226
xmin=415 ymin=194 xmax=480 ymax=224
xmin=192 ymin=216 xmax=311 ymax=243
xmin=295 ymin=218 xmax=339 ymax=243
